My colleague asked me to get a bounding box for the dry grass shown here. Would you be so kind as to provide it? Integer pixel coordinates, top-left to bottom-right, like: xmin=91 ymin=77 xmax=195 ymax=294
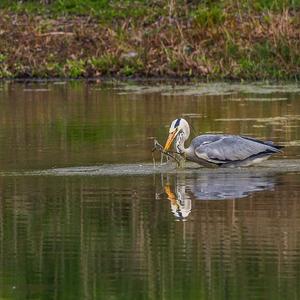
xmin=0 ymin=4 xmax=299 ymax=79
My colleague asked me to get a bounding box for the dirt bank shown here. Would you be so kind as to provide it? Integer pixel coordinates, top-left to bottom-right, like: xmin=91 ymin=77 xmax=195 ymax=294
xmin=0 ymin=7 xmax=299 ymax=79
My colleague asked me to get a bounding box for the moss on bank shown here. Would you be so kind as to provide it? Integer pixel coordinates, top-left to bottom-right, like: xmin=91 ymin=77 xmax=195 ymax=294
xmin=0 ymin=0 xmax=299 ymax=80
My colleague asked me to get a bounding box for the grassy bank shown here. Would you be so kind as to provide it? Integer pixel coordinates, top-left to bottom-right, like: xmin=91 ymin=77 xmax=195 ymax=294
xmin=0 ymin=0 xmax=300 ymax=80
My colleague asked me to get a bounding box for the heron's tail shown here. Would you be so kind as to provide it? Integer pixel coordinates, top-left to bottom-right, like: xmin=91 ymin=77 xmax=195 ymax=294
xmin=264 ymin=141 xmax=284 ymax=152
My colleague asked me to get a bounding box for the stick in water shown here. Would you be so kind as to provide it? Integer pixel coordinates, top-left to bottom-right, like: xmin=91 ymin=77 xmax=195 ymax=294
xmin=152 ymin=139 xmax=180 ymax=166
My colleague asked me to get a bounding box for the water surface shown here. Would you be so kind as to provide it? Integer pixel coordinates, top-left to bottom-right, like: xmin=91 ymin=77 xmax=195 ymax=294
xmin=0 ymin=81 xmax=299 ymax=170
xmin=0 ymin=81 xmax=299 ymax=299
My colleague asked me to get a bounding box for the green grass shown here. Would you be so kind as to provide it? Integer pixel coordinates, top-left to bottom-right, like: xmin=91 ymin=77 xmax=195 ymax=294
xmin=88 ymin=55 xmax=118 ymax=74
xmin=65 ymin=59 xmax=86 ymax=78
xmin=1 ymin=0 xmax=300 ymax=20
xmin=0 ymin=0 xmax=163 ymax=22
xmin=248 ymin=0 xmax=300 ymax=11
xmin=193 ymin=4 xmax=225 ymax=27
xmin=0 ymin=1 xmax=300 ymax=80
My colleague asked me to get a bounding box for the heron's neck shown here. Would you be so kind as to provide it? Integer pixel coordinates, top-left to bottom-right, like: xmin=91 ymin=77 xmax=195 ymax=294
xmin=175 ymin=131 xmax=188 ymax=154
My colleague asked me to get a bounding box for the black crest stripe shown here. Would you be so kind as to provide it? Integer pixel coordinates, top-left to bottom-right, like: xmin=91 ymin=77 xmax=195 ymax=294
xmin=175 ymin=118 xmax=181 ymax=127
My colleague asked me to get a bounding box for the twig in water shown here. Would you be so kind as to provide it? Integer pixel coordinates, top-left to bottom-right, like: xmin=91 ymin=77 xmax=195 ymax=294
xmin=152 ymin=139 xmax=180 ymax=166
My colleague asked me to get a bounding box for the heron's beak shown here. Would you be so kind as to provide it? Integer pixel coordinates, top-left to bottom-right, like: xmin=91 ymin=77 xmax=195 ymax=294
xmin=165 ymin=184 xmax=177 ymax=205
xmin=163 ymin=129 xmax=178 ymax=151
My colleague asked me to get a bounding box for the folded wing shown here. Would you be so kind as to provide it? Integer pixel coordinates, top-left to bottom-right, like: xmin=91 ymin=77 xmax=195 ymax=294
xmin=194 ymin=135 xmax=281 ymax=164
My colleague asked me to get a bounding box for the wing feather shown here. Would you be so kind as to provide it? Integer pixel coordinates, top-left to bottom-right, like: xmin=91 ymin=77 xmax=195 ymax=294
xmin=193 ymin=135 xmax=279 ymax=163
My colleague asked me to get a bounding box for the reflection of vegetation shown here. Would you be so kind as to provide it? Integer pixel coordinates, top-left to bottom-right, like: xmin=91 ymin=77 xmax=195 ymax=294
xmin=0 ymin=1 xmax=299 ymax=79
xmin=0 ymin=174 xmax=300 ymax=299
xmin=0 ymin=81 xmax=299 ymax=298
xmin=0 ymin=82 xmax=299 ymax=169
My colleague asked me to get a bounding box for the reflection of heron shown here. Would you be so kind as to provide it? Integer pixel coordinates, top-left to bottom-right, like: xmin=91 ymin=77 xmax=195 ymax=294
xmin=164 ymin=182 xmax=191 ymax=220
xmin=161 ymin=172 xmax=276 ymax=219
xmin=163 ymin=118 xmax=283 ymax=167
xmin=187 ymin=173 xmax=275 ymax=200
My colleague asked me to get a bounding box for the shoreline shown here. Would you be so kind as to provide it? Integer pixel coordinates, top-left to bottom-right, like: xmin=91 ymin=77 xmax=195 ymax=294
xmin=0 ymin=77 xmax=298 ymax=85
xmin=1 ymin=5 xmax=299 ymax=80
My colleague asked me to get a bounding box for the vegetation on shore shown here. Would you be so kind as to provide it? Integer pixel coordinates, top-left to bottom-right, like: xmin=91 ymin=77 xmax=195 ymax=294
xmin=0 ymin=0 xmax=299 ymax=80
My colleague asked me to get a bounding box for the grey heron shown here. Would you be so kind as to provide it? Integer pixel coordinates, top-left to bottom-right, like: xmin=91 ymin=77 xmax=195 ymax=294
xmin=163 ymin=118 xmax=283 ymax=167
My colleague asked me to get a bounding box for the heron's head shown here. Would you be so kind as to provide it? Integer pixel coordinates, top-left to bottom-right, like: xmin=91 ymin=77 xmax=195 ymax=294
xmin=164 ymin=118 xmax=190 ymax=151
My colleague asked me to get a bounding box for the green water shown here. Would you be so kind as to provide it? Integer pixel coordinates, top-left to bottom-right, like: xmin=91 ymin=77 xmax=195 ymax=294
xmin=0 ymin=81 xmax=300 ymax=299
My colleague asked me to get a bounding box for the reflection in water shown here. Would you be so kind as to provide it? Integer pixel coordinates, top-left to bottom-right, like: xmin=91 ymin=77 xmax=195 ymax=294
xmin=164 ymin=183 xmax=192 ymax=220
xmin=0 ymin=81 xmax=299 ymax=171
xmin=188 ymin=173 xmax=275 ymax=200
xmin=161 ymin=172 xmax=276 ymax=220
xmin=0 ymin=82 xmax=299 ymax=299
xmin=0 ymin=174 xmax=300 ymax=299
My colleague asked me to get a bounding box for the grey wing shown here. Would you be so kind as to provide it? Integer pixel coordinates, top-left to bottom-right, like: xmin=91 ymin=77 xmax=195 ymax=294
xmin=194 ymin=135 xmax=279 ymax=163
